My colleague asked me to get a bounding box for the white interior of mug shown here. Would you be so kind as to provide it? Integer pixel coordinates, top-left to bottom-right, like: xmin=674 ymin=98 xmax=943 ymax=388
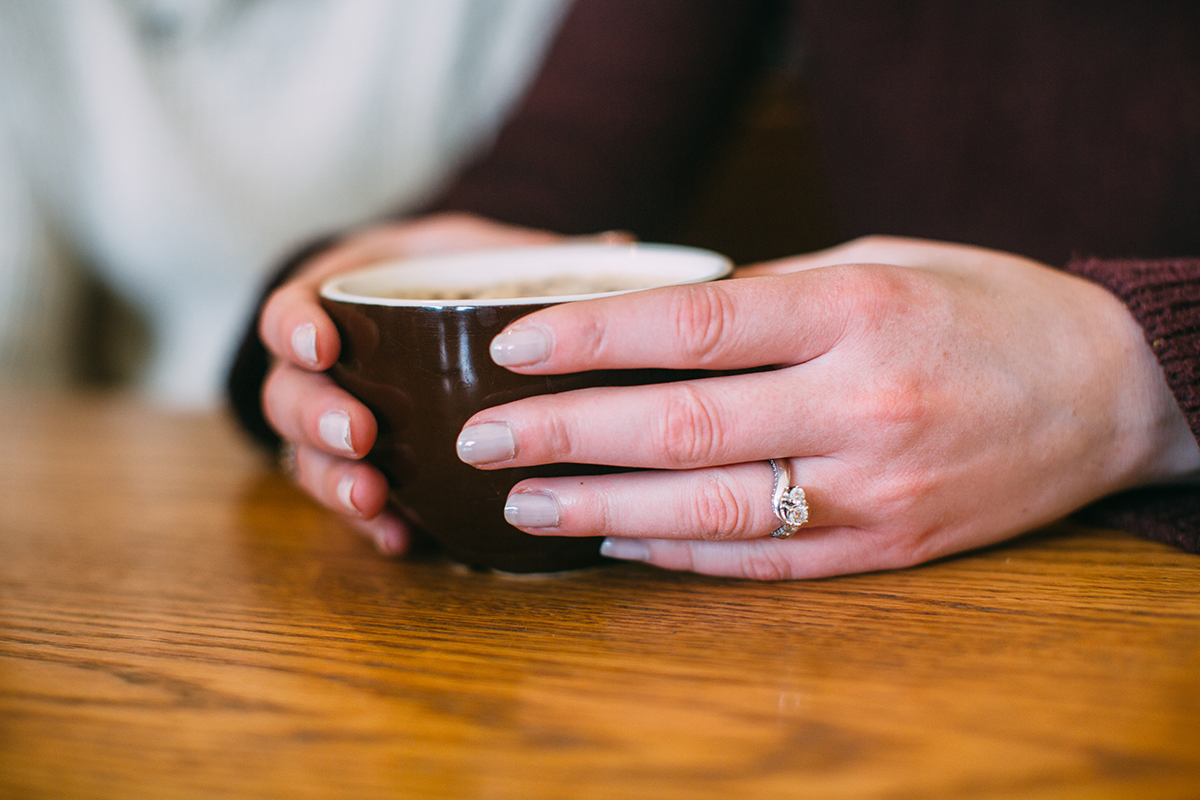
xmin=319 ymin=243 xmax=733 ymax=307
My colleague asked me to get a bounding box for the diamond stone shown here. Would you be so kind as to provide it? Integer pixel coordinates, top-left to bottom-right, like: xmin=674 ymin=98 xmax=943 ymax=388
xmin=779 ymin=487 xmax=808 ymax=527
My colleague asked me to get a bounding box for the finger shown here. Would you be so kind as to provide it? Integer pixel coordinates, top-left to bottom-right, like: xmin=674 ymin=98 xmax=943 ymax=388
xmin=259 ymin=215 xmax=621 ymax=369
xmin=291 ymin=442 xmax=392 ymax=521
xmin=501 ymin=459 xmax=839 ymax=541
xmin=287 ymin=440 xmax=416 ymax=556
xmin=736 ymin=236 xmax=923 ymax=277
xmin=736 ymin=235 xmax=1036 ymax=277
xmin=345 ymin=507 xmax=417 ymax=557
xmin=258 ymin=225 xmax=429 ymax=368
xmin=457 ymin=366 xmax=854 ymax=471
xmin=263 ymin=361 xmax=377 ymax=458
xmin=595 ymin=530 xmax=909 ymax=581
xmin=487 ymin=267 xmax=894 ymax=373
xmin=259 ymin=280 xmax=344 ymax=369
xmin=257 ymin=238 xmax=399 ymax=370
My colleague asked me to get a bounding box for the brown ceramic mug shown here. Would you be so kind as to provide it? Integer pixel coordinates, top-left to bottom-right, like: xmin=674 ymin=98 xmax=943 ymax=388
xmin=319 ymin=242 xmax=732 ymax=573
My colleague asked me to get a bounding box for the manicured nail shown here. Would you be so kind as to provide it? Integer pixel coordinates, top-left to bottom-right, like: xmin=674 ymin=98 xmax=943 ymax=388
xmin=600 ymin=537 xmax=651 ymax=562
xmin=292 ymin=323 xmax=318 ymax=366
xmin=336 ymin=474 xmax=359 ymax=514
xmin=490 ymin=327 xmax=550 ymax=367
xmin=456 ymin=422 xmax=516 ymax=464
xmin=504 ymin=492 xmax=560 ymax=528
xmin=319 ymin=410 xmax=354 ymax=454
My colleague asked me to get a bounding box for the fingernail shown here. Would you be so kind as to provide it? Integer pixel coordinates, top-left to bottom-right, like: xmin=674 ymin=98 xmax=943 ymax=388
xmin=292 ymin=323 xmax=318 ymax=366
xmin=490 ymin=328 xmax=550 ymax=367
xmin=504 ymin=492 xmax=560 ymax=528
xmin=319 ymin=410 xmax=355 ymax=454
xmin=600 ymin=537 xmax=651 ymax=562
xmin=456 ymin=422 xmax=516 ymax=464
xmin=336 ymin=474 xmax=359 ymax=514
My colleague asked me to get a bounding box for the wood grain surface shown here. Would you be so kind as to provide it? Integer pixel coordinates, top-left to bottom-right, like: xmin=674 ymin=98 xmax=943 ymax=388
xmin=1 ymin=393 xmax=1198 ymax=800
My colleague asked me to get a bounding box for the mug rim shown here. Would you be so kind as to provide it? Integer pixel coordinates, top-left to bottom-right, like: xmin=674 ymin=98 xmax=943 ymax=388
xmin=318 ymin=242 xmax=733 ymax=308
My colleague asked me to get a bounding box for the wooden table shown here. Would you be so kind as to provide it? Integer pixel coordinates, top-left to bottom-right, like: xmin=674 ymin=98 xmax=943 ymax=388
xmin=2 ymin=393 xmax=1198 ymax=799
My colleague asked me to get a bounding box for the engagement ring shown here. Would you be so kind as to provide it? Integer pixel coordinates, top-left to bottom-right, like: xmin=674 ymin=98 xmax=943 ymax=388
xmin=769 ymin=459 xmax=808 ymax=539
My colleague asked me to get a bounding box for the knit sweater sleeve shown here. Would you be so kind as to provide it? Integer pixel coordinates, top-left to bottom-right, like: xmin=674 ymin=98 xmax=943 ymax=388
xmin=1064 ymin=256 xmax=1200 ymax=552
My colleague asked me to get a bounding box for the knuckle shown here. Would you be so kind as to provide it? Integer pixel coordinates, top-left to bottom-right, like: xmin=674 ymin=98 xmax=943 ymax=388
xmin=866 ymin=465 xmax=929 ymax=517
xmin=897 ymin=533 xmax=942 ymax=569
xmin=575 ymin=312 xmax=609 ymax=362
xmin=589 ymin=492 xmax=616 ymax=537
xmin=873 ymin=523 xmax=942 ymax=571
xmin=668 ymin=283 xmax=735 ymax=364
xmin=850 ymin=234 xmax=897 ymax=252
xmin=860 ymin=375 xmax=931 ymax=433
xmin=840 ymin=234 xmax=905 ymax=264
xmin=538 ymin=408 xmax=582 ymax=463
xmin=689 ymin=472 xmax=753 ymax=540
xmin=834 ymin=264 xmax=914 ymax=320
xmin=738 ymin=547 xmax=799 ymax=581
xmin=653 ymin=385 xmax=723 ymax=467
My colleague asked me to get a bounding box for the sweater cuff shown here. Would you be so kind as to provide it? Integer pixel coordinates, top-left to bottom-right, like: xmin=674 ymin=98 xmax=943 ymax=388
xmin=1064 ymin=256 xmax=1200 ymax=553
xmin=1066 ymin=256 xmax=1200 ymax=442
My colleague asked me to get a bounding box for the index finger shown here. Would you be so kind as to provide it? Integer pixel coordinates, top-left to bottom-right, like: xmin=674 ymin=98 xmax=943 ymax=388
xmin=258 ymin=227 xmax=425 ymax=369
xmin=488 ymin=267 xmax=894 ymax=374
xmin=260 ymin=215 xmax=574 ymax=368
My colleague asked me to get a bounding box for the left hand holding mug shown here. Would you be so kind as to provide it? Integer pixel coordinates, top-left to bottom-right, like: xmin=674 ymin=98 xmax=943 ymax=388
xmin=457 ymin=236 xmax=1200 ymax=579
xmin=258 ymin=213 xmax=571 ymax=555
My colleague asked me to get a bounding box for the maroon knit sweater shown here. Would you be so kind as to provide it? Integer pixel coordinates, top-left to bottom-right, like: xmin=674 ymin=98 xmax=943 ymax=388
xmin=228 ymin=0 xmax=1200 ymax=551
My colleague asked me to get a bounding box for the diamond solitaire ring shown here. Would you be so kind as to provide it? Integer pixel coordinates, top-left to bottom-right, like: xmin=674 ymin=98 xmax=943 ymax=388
xmin=769 ymin=459 xmax=809 ymax=539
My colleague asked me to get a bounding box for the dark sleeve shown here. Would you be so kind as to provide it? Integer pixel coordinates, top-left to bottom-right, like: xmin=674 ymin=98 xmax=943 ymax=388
xmin=226 ymin=0 xmax=777 ymax=449
xmin=422 ymin=0 xmax=779 ymax=238
xmin=1064 ymin=256 xmax=1200 ymax=553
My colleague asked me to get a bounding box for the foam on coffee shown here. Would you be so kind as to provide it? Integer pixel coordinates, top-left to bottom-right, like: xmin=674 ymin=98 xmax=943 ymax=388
xmin=385 ymin=273 xmax=652 ymax=301
xmin=320 ymin=242 xmax=733 ymax=309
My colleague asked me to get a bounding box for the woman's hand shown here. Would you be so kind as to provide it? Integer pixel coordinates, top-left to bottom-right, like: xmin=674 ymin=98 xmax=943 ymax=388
xmin=459 ymin=236 xmax=1200 ymax=579
xmin=257 ymin=213 xmax=577 ymax=555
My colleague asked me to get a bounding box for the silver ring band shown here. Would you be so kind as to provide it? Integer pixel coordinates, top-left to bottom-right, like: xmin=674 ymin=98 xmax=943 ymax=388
xmin=769 ymin=459 xmax=809 ymax=539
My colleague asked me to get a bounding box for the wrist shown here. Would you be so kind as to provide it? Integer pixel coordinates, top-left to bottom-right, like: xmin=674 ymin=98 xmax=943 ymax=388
xmin=1101 ymin=285 xmax=1200 ymax=488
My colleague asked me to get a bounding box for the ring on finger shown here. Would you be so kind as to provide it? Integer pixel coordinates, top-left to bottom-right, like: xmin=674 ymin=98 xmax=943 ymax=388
xmin=768 ymin=459 xmax=809 ymax=539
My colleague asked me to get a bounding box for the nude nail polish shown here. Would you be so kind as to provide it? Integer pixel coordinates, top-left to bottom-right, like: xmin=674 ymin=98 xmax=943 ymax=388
xmin=319 ymin=410 xmax=354 ymax=454
xmin=456 ymin=422 xmax=516 ymax=464
xmin=600 ymin=538 xmax=651 ymax=562
xmin=490 ymin=328 xmax=550 ymax=367
xmin=293 ymin=322 xmax=318 ymax=366
xmin=337 ymin=474 xmax=358 ymax=513
xmin=504 ymin=492 xmax=560 ymax=528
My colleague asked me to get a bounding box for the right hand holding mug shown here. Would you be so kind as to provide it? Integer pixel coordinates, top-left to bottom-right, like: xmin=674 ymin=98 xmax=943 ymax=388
xmin=461 ymin=236 xmax=1200 ymax=579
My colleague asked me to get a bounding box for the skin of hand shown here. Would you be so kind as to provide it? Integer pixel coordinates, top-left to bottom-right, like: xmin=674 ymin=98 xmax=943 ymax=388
xmin=258 ymin=212 xmax=600 ymax=555
xmin=459 ymin=236 xmax=1200 ymax=580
